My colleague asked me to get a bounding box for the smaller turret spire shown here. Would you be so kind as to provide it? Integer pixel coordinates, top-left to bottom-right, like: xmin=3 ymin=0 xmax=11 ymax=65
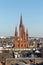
xmin=15 ymin=26 xmax=17 ymax=33
xmin=26 ymin=28 xmax=28 ymax=41
xmin=26 ymin=28 xmax=28 ymax=34
xmin=15 ymin=26 xmax=18 ymax=36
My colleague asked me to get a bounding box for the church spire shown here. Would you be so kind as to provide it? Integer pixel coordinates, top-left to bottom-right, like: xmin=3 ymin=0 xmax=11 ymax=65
xmin=26 ymin=28 xmax=28 ymax=41
xmin=15 ymin=26 xmax=18 ymax=36
xmin=26 ymin=28 xmax=28 ymax=34
xmin=15 ymin=26 xmax=17 ymax=33
xmin=20 ymin=14 xmax=23 ymax=26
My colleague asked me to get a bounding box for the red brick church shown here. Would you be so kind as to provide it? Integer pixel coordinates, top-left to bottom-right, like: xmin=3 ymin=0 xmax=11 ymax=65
xmin=14 ymin=15 xmax=29 ymax=48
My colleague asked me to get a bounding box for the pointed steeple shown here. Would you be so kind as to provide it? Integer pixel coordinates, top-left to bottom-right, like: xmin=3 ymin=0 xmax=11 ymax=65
xmin=26 ymin=28 xmax=28 ymax=41
xmin=15 ymin=26 xmax=18 ymax=36
xmin=15 ymin=26 xmax=17 ymax=33
xmin=20 ymin=14 xmax=23 ymax=26
xmin=26 ymin=28 xmax=28 ymax=34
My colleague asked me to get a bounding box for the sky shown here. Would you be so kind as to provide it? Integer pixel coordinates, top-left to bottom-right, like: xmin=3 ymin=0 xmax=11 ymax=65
xmin=0 ymin=0 xmax=43 ymax=37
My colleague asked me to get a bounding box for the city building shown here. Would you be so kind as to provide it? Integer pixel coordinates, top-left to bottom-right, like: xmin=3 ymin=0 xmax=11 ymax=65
xmin=14 ymin=15 xmax=29 ymax=48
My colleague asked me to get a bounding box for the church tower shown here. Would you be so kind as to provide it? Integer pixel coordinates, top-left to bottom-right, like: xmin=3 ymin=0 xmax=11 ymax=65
xmin=14 ymin=27 xmax=19 ymax=48
xmin=14 ymin=27 xmax=18 ymax=40
xmin=25 ymin=29 xmax=29 ymax=47
xmin=19 ymin=15 xmax=25 ymax=41
xmin=26 ymin=29 xmax=28 ymax=41
xmin=14 ymin=15 xmax=29 ymax=48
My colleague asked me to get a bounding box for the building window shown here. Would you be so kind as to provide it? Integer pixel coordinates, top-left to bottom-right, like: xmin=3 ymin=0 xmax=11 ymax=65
xmin=14 ymin=44 xmax=15 ymax=47
xmin=21 ymin=44 xmax=23 ymax=47
xmin=27 ymin=44 xmax=28 ymax=48
xmin=24 ymin=44 xmax=26 ymax=47
xmin=18 ymin=44 xmax=19 ymax=47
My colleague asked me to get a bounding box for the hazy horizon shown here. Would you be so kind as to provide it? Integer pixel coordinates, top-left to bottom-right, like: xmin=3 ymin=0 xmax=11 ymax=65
xmin=0 ymin=0 xmax=43 ymax=37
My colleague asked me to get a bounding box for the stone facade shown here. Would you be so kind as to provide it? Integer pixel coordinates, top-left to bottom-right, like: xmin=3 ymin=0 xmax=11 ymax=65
xmin=14 ymin=15 xmax=29 ymax=48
